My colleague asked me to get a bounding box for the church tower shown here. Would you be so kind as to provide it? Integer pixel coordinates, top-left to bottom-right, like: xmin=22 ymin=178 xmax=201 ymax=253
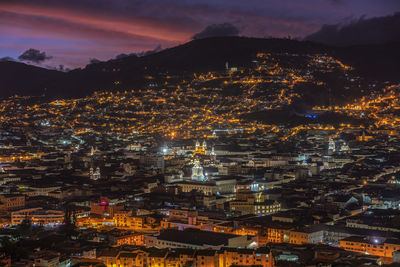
xmin=192 ymin=159 xmax=205 ymax=181
xmin=194 ymin=140 xmax=206 ymax=155
xmin=328 ymin=138 xmax=336 ymax=155
xmin=90 ymin=167 xmax=101 ymax=180
xmin=210 ymin=146 xmax=216 ymax=161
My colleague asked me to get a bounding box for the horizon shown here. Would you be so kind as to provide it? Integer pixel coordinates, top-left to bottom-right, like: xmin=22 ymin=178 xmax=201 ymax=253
xmin=2 ymin=33 xmax=400 ymax=73
xmin=0 ymin=36 xmax=337 ymax=71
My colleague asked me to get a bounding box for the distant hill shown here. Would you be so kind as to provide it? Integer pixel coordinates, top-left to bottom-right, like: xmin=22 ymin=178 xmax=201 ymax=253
xmin=0 ymin=37 xmax=399 ymax=99
xmin=305 ymin=12 xmax=400 ymax=46
xmin=0 ymin=61 xmax=65 ymax=97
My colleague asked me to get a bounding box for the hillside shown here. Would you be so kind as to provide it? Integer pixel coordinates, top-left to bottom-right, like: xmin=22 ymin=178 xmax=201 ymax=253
xmin=0 ymin=61 xmax=65 ymax=97
xmin=0 ymin=37 xmax=399 ymax=99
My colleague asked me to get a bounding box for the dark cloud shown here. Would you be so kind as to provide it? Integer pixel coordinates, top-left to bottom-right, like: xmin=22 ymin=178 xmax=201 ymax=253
xmin=94 ymin=45 xmax=162 ymax=63
xmin=115 ymin=53 xmax=138 ymax=60
xmin=57 ymin=64 xmax=70 ymax=72
xmin=115 ymin=53 xmax=129 ymax=60
xmin=89 ymin=58 xmax=101 ymax=65
xmin=305 ymin=12 xmax=400 ymax=46
xmin=192 ymin=23 xmax=240 ymax=40
xmin=18 ymin=48 xmax=52 ymax=63
xmin=136 ymin=44 xmax=163 ymax=57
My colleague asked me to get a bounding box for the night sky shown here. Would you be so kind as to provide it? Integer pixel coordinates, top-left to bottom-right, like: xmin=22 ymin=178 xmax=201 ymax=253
xmin=0 ymin=0 xmax=398 ymax=68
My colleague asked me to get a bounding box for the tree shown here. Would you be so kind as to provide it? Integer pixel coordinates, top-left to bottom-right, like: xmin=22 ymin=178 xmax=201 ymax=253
xmin=61 ymin=206 xmax=78 ymax=240
xmin=0 ymin=238 xmax=17 ymax=258
xmin=0 ymin=238 xmax=28 ymax=261
xmin=16 ymin=218 xmax=32 ymax=238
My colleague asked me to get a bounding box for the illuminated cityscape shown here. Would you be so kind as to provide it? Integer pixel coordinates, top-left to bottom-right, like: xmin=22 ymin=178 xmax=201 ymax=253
xmin=0 ymin=1 xmax=400 ymax=266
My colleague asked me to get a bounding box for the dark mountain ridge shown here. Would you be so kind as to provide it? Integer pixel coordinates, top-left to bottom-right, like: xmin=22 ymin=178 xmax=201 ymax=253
xmin=0 ymin=37 xmax=399 ymax=99
xmin=0 ymin=61 xmax=66 ymax=98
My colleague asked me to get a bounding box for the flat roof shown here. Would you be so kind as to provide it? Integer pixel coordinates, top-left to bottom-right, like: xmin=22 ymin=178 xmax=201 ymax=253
xmin=157 ymin=228 xmax=240 ymax=246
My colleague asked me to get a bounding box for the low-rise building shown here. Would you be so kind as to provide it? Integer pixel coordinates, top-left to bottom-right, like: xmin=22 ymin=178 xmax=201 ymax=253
xmin=230 ymin=198 xmax=281 ymax=216
xmin=0 ymin=194 xmax=25 ymax=211
xmin=340 ymin=236 xmax=400 ymax=258
xmin=114 ymin=210 xmax=144 ymax=230
xmin=11 ymin=208 xmax=64 ymax=226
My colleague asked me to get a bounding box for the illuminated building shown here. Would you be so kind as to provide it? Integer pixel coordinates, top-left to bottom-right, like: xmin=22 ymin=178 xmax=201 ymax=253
xmin=176 ymin=181 xmax=213 ymax=196
xmin=76 ymin=216 xmax=115 ymax=228
xmin=229 ymin=197 xmax=281 ymax=216
xmin=165 ymin=250 xmax=196 ymax=266
xmin=217 ymin=247 xmax=274 ymax=267
xmin=328 ymin=138 xmax=335 ymax=155
xmin=91 ymin=197 xmax=124 ymax=218
xmin=176 ymin=178 xmax=236 ymax=196
xmin=289 ymin=228 xmax=324 ymax=245
xmin=139 ymin=155 xmax=165 ymax=171
xmin=11 ymin=208 xmax=64 ymax=226
xmin=114 ymin=210 xmax=144 ymax=230
xmin=29 ymin=185 xmax=61 ymax=197
xmin=90 ymin=146 xmax=98 ymax=156
xmin=114 ymin=233 xmax=144 ymax=246
xmin=357 ymin=132 xmax=373 ymax=141
xmin=213 ymin=223 xmax=259 ymax=237
xmin=217 ymin=162 xmax=239 ymax=176
xmin=90 ymin=167 xmax=101 ymax=180
xmin=191 ymin=159 xmax=205 ymax=181
xmin=159 ymin=209 xmax=229 ymax=232
xmin=0 ymin=194 xmax=25 ymax=211
xmin=33 ymin=252 xmax=71 ymax=267
xmin=267 ymin=227 xmax=290 ymax=243
xmin=196 ymin=250 xmax=218 ymax=267
xmin=99 ymin=246 xmax=274 ymax=267
xmin=98 ymin=249 xmax=148 ymax=267
xmin=127 ymin=143 xmax=142 ymax=151
xmin=340 ymin=236 xmax=400 ymax=258
xmin=230 ymin=190 xmax=279 ymax=216
xmin=210 ymin=146 xmax=216 ymax=161
xmin=340 ymin=141 xmax=350 ymax=152
xmin=194 ymin=140 xmax=207 ymax=155
xmin=148 ymin=250 xmax=168 ymax=267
